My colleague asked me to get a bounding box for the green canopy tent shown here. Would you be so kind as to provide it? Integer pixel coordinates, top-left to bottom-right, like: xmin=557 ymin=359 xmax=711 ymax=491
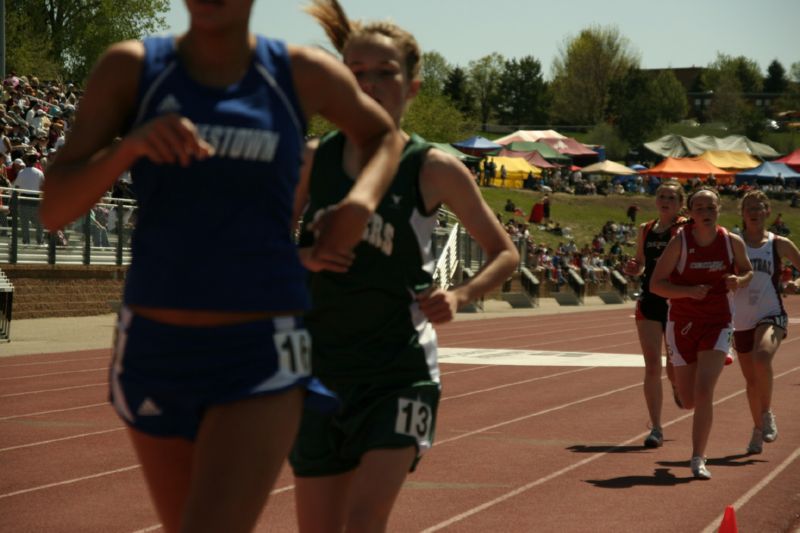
xmin=496 ymin=141 xmax=570 ymax=164
xmin=430 ymin=142 xmax=482 ymax=163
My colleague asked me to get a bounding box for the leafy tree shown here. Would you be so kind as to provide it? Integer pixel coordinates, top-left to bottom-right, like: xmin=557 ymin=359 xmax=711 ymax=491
xmin=5 ymin=6 xmax=61 ymax=78
xmin=585 ymin=122 xmax=628 ymax=161
xmin=404 ymin=92 xmax=471 ymax=142
xmin=607 ymin=68 xmax=659 ymax=146
xmin=419 ymin=51 xmax=451 ymax=97
xmin=493 ymin=55 xmax=547 ymax=126
xmin=763 ymin=60 xmax=788 ymax=94
xmin=7 ymin=0 xmax=168 ymax=81
xmin=702 ymin=53 xmax=763 ymax=93
xmin=443 ymin=66 xmax=473 ymax=116
xmin=466 ymin=53 xmax=504 ymax=130
xmin=308 ymin=92 xmax=471 ymax=143
xmin=790 ymin=61 xmax=800 ymax=83
xmin=652 ymin=70 xmax=689 ymax=124
xmin=549 ymin=25 xmax=639 ymax=125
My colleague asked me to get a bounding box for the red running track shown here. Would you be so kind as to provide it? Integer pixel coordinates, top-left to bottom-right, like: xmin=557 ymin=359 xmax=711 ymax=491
xmin=1 ymin=302 xmax=800 ymax=532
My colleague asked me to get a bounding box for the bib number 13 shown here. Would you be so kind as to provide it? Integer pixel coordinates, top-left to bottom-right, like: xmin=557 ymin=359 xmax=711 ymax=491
xmin=395 ymin=398 xmax=432 ymax=442
xmin=273 ymin=330 xmax=312 ymax=377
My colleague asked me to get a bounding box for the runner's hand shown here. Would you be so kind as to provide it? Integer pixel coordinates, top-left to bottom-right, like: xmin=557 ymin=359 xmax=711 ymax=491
xmin=417 ymin=287 xmax=459 ymax=324
xmin=126 ymin=113 xmax=214 ymax=166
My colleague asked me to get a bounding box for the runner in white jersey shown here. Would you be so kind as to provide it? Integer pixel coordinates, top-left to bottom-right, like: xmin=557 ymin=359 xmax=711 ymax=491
xmin=733 ymin=191 xmax=800 ymax=454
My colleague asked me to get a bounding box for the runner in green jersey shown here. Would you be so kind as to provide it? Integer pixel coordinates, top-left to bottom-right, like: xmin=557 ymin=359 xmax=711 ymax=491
xmin=289 ymin=2 xmax=519 ymax=531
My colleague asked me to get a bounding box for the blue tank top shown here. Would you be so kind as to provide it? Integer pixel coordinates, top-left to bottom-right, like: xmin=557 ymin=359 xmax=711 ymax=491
xmin=124 ymin=35 xmax=309 ymax=312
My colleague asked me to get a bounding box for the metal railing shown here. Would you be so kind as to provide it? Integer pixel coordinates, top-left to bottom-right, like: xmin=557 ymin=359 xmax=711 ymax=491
xmin=432 ymin=223 xmax=460 ymax=290
xmin=0 ymin=268 xmax=12 ymax=342
xmin=0 ymin=187 xmax=136 ymax=266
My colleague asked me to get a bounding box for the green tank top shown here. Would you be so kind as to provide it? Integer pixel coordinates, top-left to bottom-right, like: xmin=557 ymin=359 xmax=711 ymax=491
xmin=300 ymin=131 xmax=439 ymax=385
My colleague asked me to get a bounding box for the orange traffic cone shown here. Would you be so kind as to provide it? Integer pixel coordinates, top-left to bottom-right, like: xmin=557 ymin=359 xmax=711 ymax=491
xmin=718 ymin=505 xmax=738 ymax=533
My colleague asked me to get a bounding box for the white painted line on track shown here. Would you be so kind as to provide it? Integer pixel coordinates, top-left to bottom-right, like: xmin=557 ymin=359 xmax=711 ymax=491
xmin=129 ymin=484 xmax=296 ymax=533
xmin=0 ymin=382 xmax=106 ymax=398
xmin=440 ymin=365 xmax=494 ymax=376
xmin=423 ymin=365 xmax=800 ymax=531
xmin=0 ymin=427 xmax=126 ymax=453
xmin=0 ymin=465 xmax=141 ymax=500
xmin=0 ymin=367 xmax=107 ymax=381
xmin=435 ymin=378 xmax=641 ymax=446
xmin=439 ymin=347 xmax=651 ymax=367
xmin=700 ymin=446 xmax=800 ymax=533
xmin=0 ymin=402 xmax=108 ymax=421
xmin=0 ymin=356 xmax=108 ymax=368
xmin=441 ymin=367 xmax=595 ymax=401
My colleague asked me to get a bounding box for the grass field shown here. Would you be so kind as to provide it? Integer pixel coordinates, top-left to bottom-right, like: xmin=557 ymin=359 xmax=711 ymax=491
xmin=473 ymin=187 xmax=800 ymax=251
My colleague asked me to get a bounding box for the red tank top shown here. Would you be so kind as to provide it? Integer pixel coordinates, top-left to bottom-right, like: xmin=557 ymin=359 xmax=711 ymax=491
xmin=668 ymin=223 xmax=735 ymax=322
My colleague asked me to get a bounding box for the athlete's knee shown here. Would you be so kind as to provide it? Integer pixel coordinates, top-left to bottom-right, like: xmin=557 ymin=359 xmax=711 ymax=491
xmin=346 ymin=504 xmax=392 ymax=533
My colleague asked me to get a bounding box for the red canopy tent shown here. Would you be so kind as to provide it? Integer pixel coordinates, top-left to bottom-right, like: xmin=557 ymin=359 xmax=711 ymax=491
xmin=538 ymin=137 xmax=597 ymax=157
xmin=641 ymin=157 xmax=734 ymax=185
xmin=496 ymin=149 xmax=559 ymax=169
xmin=775 ymin=148 xmax=800 ymax=172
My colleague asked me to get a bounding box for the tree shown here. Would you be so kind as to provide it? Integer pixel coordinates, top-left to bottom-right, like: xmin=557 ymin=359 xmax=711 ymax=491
xmin=549 ymin=25 xmax=639 ymax=125
xmin=5 ymin=6 xmax=61 ymax=78
xmin=492 ymin=55 xmax=547 ymax=126
xmin=702 ymin=53 xmax=763 ymax=93
xmin=466 ymin=53 xmax=504 ymax=130
xmin=7 ymin=0 xmax=168 ymax=81
xmin=790 ymin=62 xmax=800 ymax=83
xmin=404 ymin=92 xmax=471 ymax=142
xmin=608 ymin=68 xmax=687 ymax=147
xmin=652 ymin=70 xmax=689 ymax=124
xmin=443 ymin=66 xmax=473 ymax=117
xmin=419 ymin=51 xmax=451 ymax=97
xmin=764 ymin=60 xmax=788 ymax=94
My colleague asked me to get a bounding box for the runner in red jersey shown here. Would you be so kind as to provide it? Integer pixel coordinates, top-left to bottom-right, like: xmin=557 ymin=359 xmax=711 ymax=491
xmin=651 ymin=187 xmax=752 ymax=480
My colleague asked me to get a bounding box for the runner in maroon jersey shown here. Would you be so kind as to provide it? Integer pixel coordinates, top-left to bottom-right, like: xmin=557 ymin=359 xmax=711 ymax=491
xmin=650 ymin=187 xmax=752 ymax=479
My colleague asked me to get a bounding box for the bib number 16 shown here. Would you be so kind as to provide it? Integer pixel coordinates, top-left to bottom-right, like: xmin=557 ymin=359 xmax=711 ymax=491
xmin=273 ymin=330 xmax=312 ymax=377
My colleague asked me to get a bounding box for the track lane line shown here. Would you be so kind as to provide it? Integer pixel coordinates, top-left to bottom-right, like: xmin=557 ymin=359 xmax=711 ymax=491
xmin=0 ymin=402 xmax=108 ymax=421
xmin=422 ymin=365 xmax=800 ymax=531
xmin=0 ymin=367 xmax=107 ymax=381
xmin=0 ymin=427 xmax=126 ymax=453
xmin=1 ymin=382 xmax=106 ymax=398
xmin=700 ymin=446 xmax=800 ymax=533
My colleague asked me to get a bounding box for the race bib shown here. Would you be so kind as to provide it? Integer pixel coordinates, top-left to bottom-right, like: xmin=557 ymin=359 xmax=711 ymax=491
xmin=273 ymin=329 xmax=312 ymax=377
xmin=395 ymin=397 xmax=432 ymax=443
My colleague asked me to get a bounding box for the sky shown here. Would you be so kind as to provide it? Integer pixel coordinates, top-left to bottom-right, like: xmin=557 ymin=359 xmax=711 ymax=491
xmin=164 ymin=0 xmax=799 ymax=80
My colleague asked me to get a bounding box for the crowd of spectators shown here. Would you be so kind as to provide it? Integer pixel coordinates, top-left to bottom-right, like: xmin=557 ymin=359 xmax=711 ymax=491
xmin=0 ymin=74 xmax=137 ymax=247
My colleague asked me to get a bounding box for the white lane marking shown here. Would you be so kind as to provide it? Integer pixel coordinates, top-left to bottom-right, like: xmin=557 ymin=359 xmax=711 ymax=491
xmin=439 ymin=347 xmax=650 ymax=368
xmin=436 ymin=378 xmax=640 ymax=446
xmin=0 ymin=428 xmax=126 ymax=453
xmin=442 ymin=367 xmax=595 ymax=401
xmin=700 ymin=446 xmax=800 ymax=533
xmin=130 ymin=484 xmax=297 ymax=533
xmin=0 ymin=356 xmax=108 ymax=368
xmin=0 ymin=382 xmax=106 ymax=398
xmin=0 ymin=402 xmax=108 ymax=421
xmin=440 ymin=365 xmax=494 ymax=376
xmin=423 ymin=365 xmax=800 ymax=531
xmin=0 ymin=367 xmax=107 ymax=381
xmin=0 ymin=465 xmax=141 ymax=499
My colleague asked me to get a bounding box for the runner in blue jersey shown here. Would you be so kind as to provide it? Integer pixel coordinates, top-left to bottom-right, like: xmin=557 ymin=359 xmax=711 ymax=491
xmin=289 ymin=1 xmax=519 ymax=531
xmin=40 ymin=0 xmax=404 ymax=531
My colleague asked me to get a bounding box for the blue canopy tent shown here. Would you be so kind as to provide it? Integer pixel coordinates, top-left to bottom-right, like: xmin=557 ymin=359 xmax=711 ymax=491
xmin=451 ymin=135 xmax=503 ymax=157
xmin=735 ymin=162 xmax=800 ymax=185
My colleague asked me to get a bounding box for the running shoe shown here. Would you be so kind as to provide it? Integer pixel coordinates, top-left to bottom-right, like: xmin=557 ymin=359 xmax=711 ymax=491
xmin=724 ymin=353 xmax=734 ymax=366
xmin=762 ymin=411 xmax=778 ymax=442
xmin=644 ymin=427 xmax=663 ymax=448
xmin=691 ymin=456 xmax=711 ymax=480
xmin=747 ymin=427 xmax=763 ymax=454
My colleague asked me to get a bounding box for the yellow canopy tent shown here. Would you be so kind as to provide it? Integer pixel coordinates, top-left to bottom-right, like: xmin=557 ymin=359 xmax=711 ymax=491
xmin=481 ymin=156 xmax=541 ymax=188
xmin=698 ymin=150 xmax=760 ymax=170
